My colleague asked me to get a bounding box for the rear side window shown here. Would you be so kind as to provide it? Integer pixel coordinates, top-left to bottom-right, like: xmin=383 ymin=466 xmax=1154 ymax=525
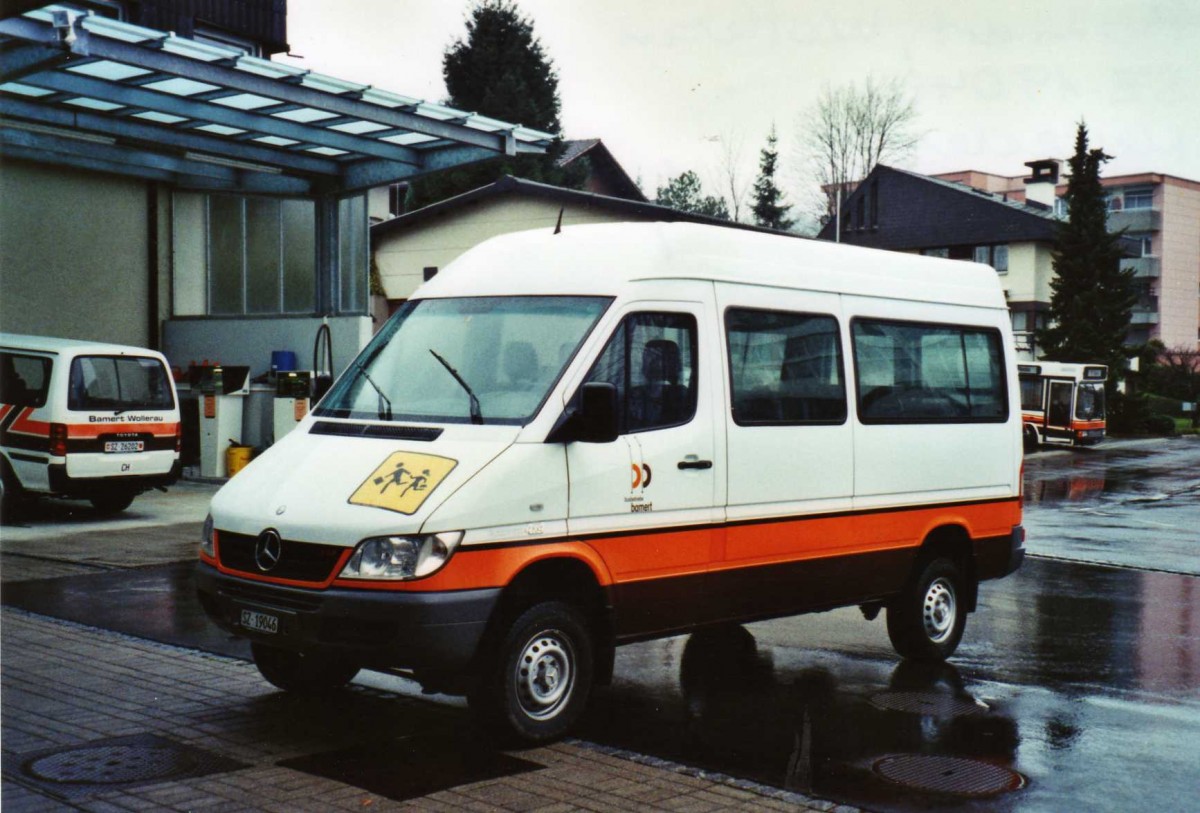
xmin=0 ymin=352 xmax=52 ymax=408
xmin=69 ymin=356 xmax=175 ymax=412
xmin=852 ymin=319 xmax=1007 ymax=423
xmin=725 ymin=308 xmax=846 ymax=425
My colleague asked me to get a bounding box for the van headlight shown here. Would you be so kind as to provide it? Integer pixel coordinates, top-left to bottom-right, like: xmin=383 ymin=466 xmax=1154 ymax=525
xmin=339 ymin=532 xmax=463 ymax=580
xmin=201 ymin=513 xmax=215 ymax=558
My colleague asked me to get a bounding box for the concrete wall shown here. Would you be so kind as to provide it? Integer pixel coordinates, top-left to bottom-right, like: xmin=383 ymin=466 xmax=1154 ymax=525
xmin=1158 ymin=179 xmax=1200 ymax=350
xmin=0 ymin=160 xmax=150 ymax=346
xmin=374 ymin=196 xmax=640 ymax=300
xmin=997 ymin=241 xmax=1053 ymax=304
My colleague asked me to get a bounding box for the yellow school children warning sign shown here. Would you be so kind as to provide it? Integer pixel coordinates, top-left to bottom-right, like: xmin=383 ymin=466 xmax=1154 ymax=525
xmin=348 ymin=452 xmax=458 ymax=515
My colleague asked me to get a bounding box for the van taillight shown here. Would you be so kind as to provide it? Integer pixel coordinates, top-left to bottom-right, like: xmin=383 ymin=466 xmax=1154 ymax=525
xmin=50 ymin=424 xmax=68 ymax=457
xmin=174 ymin=423 xmax=182 ymax=453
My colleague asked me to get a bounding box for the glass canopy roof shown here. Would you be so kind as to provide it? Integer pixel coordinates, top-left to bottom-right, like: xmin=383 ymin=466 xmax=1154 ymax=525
xmin=0 ymin=5 xmax=554 ymax=196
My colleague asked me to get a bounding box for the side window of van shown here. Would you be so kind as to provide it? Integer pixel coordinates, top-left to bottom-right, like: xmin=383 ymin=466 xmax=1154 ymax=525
xmin=583 ymin=312 xmax=698 ymax=434
xmin=0 ymin=352 xmax=51 ymax=408
xmin=725 ymin=309 xmax=846 ymax=425
xmin=852 ymin=319 xmax=1007 ymax=423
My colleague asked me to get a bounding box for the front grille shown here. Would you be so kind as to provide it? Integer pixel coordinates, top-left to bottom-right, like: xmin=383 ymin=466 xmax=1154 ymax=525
xmin=217 ymin=531 xmax=346 ymax=583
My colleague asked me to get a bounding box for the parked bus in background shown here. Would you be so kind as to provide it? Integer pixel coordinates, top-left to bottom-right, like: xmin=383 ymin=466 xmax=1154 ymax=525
xmin=1019 ymin=362 xmax=1107 ymax=450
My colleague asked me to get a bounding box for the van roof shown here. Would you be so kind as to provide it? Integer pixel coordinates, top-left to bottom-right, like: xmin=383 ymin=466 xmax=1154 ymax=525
xmin=0 ymin=333 xmax=167 ymax=359
xmin=419 ymin=221 xmax=1008 ymax=311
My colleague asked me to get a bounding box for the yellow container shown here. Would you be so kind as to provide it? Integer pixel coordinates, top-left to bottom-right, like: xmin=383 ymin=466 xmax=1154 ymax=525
xmin=226 ymin=444 xmax=252 ymax=477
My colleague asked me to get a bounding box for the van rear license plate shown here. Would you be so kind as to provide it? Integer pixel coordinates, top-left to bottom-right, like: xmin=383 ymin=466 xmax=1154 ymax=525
xmin=240 ymin=610 xmax=278 ymax=634
xmin=104 ymin=441 xmax=144 ymax=453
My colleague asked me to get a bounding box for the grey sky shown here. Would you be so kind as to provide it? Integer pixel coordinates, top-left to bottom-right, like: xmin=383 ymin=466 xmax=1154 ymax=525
xmin=282 ymin=0 xmax=1200 ymax=206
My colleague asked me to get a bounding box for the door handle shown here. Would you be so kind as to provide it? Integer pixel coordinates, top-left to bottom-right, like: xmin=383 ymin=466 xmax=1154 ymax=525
xmin=677 ymin=459 xmax=713 ymax=470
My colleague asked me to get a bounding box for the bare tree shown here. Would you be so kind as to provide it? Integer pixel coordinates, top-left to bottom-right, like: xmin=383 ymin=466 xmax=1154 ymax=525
xmin=798 ymin=77 xmax=919 ymax=224
xmin=711 ymin=130 xmax=751 ymax=223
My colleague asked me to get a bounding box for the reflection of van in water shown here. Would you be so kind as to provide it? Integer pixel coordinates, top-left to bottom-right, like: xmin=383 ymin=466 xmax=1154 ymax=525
xmin=1018 ymin=362 xmax=1107 ymax=450
xmin=0 ymin=334 xmax=181 ymax=514
xmin=196 ymin=223 xmax=1025 ymax=742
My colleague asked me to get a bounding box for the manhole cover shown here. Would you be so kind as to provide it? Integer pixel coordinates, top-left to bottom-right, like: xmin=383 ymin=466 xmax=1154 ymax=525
xmin=870 ymin=690 xmax=987 ymax=717
xmin=2 ymin=734 xmax=246 ymax=801
xmin=874 ymin=754 xmax=1025 ymax=797
xmin=27 ymin=743 xmax=199 ymax=785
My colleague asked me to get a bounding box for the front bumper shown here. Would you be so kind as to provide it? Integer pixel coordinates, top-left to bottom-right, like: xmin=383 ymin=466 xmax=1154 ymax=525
xmin=195 ymin=562 xmax=499 ymax=673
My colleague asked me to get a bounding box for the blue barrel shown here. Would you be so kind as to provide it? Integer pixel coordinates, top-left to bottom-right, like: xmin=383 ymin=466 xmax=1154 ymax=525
xmin=270 ymin=350 xmax=297 ymax=374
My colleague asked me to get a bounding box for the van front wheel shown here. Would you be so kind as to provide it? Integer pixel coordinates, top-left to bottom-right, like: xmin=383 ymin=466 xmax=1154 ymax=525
xmin=470 ymin=601 xmax=594 ymax=744
xmin=887 ymin=558 xmax=967 ymax=662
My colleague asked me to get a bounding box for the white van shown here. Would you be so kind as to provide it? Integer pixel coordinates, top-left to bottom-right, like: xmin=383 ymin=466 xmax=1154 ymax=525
xmin=0 ymin=334 xmax=181 ymax=514
xmin=197 ymin=223 xmax=1024 ymax=742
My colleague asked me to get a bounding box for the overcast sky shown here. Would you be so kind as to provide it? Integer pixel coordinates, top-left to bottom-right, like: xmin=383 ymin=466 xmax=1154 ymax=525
xmin=280 ymin=0 xmax=1200 ymax=212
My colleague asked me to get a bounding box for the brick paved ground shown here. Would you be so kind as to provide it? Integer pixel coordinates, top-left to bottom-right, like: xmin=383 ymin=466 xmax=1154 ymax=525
xmin=1 ymin=608 xmax=858 ymax=812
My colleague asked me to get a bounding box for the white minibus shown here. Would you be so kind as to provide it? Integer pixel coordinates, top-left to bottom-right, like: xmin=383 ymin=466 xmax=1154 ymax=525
xmin=1 ymin=334 xmax=181 ymax=514
xmin=196 ymin=222 xmax=1024 ymax=742
xmin=1019 ymin=362 xmax=1107 ymax=449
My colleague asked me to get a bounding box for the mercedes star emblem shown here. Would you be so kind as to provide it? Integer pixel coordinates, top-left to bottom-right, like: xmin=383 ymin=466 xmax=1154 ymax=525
xmin=254 ymin=529 xmax=283 ymax=572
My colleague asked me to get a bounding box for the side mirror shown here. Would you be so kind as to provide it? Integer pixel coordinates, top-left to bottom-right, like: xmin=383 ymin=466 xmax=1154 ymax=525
xmin=578 ymin=382 xmax=619 ymax=443
xmin=547 ymin=382 xmax=619 ymax=444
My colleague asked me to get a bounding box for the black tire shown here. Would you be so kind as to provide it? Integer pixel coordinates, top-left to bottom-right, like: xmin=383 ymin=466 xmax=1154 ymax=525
xmin=469 ymin=601 xmax=594 ymax=745
xmin=887 ymin=557 xmax=967 ymax=662
xmin=251 ymin=643 xmax=360 ymax=694
xmin=89 ymin=492 xmax=136 ymax=514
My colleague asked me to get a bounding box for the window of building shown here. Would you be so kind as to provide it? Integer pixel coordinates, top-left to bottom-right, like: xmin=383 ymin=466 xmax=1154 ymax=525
xmin=193 ymin=26 xmax=263 ymax=57
xmin=1055 ymin=197 xmax=1068 ymax=217
xmin=725 ymin=309 xmax=845 ymax=425
xmin=1128 ymin=231 xmax=1154 ymax=256
xmin=582 ymin=312 xmax=698 ymax=434
xmin=972 ymin=245 xmax=1009 ymax=274
xmin=1123 ymin=187 xmax=1154 ymax=210
xmin=173 ymin=193 xmax=317 ymax=316
xmin=852 ymin=319 xmax=1007 ymax=423
xmin=922 ymin=247 xmax=950 ymax=259
xmin=339 ymin=195 xmax=368 ymax=314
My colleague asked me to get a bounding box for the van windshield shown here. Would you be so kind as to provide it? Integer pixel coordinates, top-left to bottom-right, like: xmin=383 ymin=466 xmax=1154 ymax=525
xmin=318 ymin=296 xmax=611 ymax=425
xmin=69 ymin=356 xmax=175 ymax=412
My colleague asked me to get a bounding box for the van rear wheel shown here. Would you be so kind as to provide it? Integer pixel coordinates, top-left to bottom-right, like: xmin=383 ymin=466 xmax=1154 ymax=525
xmin=251 ymin=643 xmax=360 ymax=694
xmin=887 ymin=557 xmax=967 ymax=662
xmin=90 ymin=492 xmax=136 ymax=514
xmin=469 ymin=601 xmax=594 ymax=744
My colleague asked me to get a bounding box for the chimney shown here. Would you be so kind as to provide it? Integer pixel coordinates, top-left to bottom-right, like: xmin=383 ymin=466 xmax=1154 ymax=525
xmin=1023 ymin=159 xmax=1062 ymax=209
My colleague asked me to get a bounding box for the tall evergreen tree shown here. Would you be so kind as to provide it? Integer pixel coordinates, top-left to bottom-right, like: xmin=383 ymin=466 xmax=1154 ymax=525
xmin=654 ymin=171 xmax=730 ymax=220
xmin=751 ymin=125 xmax=794 ymax=230
xmin=443 ymin=0 xmax=561 ymax=133
xmin=408 ymin=0 xmax=584 ymax=210
xmin=1036 ymin=123 xmax=1138 ymax=393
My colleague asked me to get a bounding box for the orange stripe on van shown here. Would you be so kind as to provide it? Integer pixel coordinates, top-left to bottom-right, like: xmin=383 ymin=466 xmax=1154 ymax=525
xmin=67 ymin=421 xmax=180 ymax=438
xmin=9 ymin=407 xmax=49 ymax=437
xmin=327 ymin=497 xmax=1020 ymax=594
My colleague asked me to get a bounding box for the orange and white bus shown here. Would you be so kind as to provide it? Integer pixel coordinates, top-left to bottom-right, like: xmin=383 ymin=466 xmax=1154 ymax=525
xmin=1019 ymin=362 xmax=1107 ymax=449
xmin=196 ymin=222 xmax=1025 ymax=743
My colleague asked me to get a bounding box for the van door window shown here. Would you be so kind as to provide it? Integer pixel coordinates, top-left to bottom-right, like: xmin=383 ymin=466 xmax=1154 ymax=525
xmin=68 ymin=356 xmax=175 ymax=412
xmin=0 ymin=352 xmax=51 ymax=408
xmin=725 ymin=309 xmax=845 ymax=424
xmin=583 ymin=313 xmax=698 ymax=434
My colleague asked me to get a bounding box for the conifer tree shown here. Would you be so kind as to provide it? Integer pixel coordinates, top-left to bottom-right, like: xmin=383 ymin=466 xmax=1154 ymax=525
xmin=654 ymin=171 xmax=730 ymax=220
xmin=408 ymin=0 xmax=584 ymax=210
xmin=751 ymin=125 xmax=794 ymax=230
xmin=1035 ymin=123 xmax=1137 ymax=393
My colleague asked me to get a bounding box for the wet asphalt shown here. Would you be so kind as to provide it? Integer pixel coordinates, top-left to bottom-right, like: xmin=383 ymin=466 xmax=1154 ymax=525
xmin=2 ymin=438 xmax=1198 ymax=811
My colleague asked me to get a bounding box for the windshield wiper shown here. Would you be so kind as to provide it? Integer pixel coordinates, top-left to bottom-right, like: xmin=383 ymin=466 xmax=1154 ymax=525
xmin=352 ymin=360 xmax=393 ymax=420
xmin=429 ymin=349 xmax=483 ymax=425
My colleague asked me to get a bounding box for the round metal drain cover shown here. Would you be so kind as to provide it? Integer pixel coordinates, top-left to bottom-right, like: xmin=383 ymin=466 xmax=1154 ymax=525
xmin=26 ymin=744 xmax=200 ymax=785
xmin=870 ymin=690 xmax=987 ymax=717
xmin=874 ymin=754 xmax=1025 ymax=797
